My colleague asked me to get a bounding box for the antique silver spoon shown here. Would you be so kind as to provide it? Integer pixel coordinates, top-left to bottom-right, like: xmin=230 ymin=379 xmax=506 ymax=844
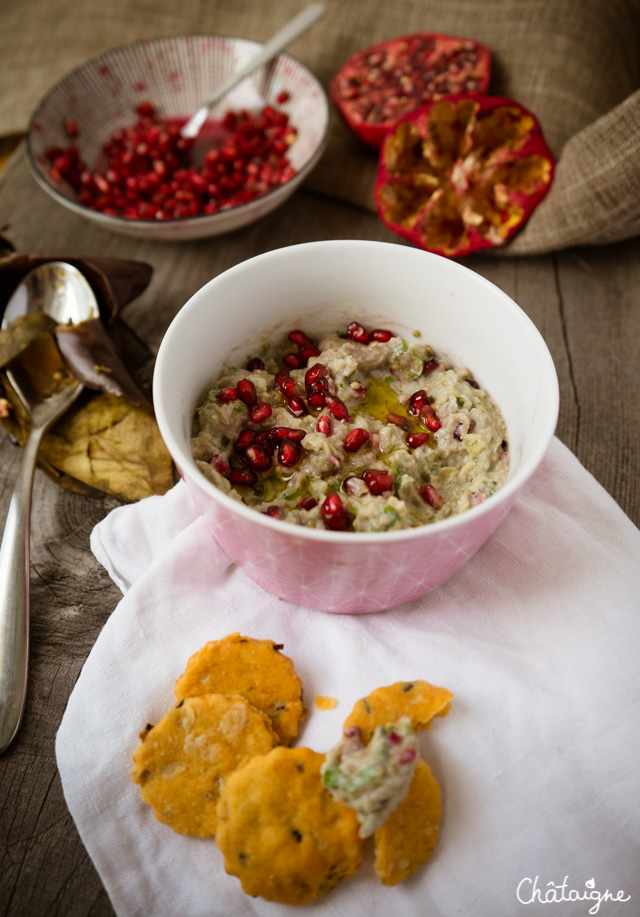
xmin=0 ymin=262 xmax=99 ymax=753
xmin=180 ymin=3 xmax=325 ymax=140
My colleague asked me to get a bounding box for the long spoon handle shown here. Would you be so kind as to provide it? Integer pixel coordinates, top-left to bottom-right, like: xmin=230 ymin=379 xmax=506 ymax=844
xmin=181 ymin=2 xmax=325 ymax=139
xmin=0 ymin=424 xmax=43 ymax=753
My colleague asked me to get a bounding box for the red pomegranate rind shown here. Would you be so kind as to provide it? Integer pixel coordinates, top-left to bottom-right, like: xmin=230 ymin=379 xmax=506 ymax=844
xmin=330 ymin=33 xmax=491 ymax=148
xmin=375 ymin=94 xmax=554 ymax=257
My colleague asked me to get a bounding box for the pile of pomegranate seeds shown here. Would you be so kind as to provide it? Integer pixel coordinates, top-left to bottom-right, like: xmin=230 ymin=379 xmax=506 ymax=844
xmin=45 ymin=102 xmax=298 ymax=220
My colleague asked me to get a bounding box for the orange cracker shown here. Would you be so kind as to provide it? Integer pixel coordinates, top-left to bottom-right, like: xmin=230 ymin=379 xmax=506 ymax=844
xmin=130 ymin=693 xmax=277 ymax=837
xmin=343 ymin=679 xmax=453 ymax=742
xmin=174 ymin=632 xmax=305 ymax=745
xmin=374 ymin=758 xmax=442 ymax=885
xmin=216 ymin=746 xmax=363 ymax=904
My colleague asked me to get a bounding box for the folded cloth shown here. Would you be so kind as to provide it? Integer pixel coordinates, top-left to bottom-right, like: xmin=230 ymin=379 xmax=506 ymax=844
xmin=56 ymin=437 xmax=640 ymax=917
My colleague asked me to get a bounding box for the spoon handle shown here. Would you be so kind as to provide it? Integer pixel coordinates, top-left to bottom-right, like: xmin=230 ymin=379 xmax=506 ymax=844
xmin=0 ymin=424 xmax=43 ymax=753
xmin=181 ymin=2 xmax=325 ymax=139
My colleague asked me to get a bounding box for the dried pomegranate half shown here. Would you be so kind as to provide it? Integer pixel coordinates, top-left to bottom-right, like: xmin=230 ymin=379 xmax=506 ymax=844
xmin=375 ymin=94 xmax=554 ymax=257
xmin=330 ymin=33 xmax=491 ymax=148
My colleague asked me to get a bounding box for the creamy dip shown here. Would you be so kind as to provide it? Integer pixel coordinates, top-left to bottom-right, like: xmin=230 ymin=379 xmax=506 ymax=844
xmin=191 ymin=322 xmax=509 ymax=532
xmin=321 ymin=718 xmax=417 ymax=838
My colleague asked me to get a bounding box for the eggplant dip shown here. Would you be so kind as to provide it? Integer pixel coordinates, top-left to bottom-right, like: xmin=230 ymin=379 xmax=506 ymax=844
xmin=190 ymin=320 xmax=509 ymax=532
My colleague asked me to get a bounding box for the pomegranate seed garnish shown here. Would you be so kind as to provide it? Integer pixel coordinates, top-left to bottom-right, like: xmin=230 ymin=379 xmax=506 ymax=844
xmin=237 ymin=378 xmax=257 ymax=406
xmin=286 ymin=395 xmax=308 ymax=418
xmin=362 ymin=469 xmax=394 ymax=494
xmin=409 ymin=390 xmax=429 ymax=415
xmin=299 ymin=345 xmax=320 ymax=362
xmin=307 ymin=378 xmax=329 ymax=396
xmin=210 ymin=456 xmax=229 ymax=475
xmin=321 ymin=492 xmax=351 ymax=531
xmin=466 ymin=377 xmax=480 ymax=389
xmin=271 ymin=426 xmax=306 ymax=443
xmin=288 ymin=329 xmax=313 ymax=347
xmin=277 ymin=439 xmax=301 ymax=467
xmin=317 ymin=414 xmax=332 ymax=436
xmin=388 ymin=731 xmax=401 ymax=744
xmin=419 ymin=404 xmax=441 ymax=432
xmin=255 ymin=429 xmax=277 ymax=451
xmin=276 ymin=91 xmax=291 ymax=104
xmin=325 ymin=395 xmax=351 ymax=422
xmin=420 ymin=484 xmax=444 ymax=509
xmin=246 ymin=357 xmax=265 ymax=371
xmin=298 ymin=496 xmax=318 ymax=510
xmin=249 ymin=401 xmax=272 ymax=423
xmin=233 ymin=428 xmax=256 ymax=453
xmin=369 ymin=328 xmax=393 ymax=342
xmin=305 ymin=363 xmax=327 ymax=386
xmin=283 ymin=352 xmax=304 ymax=370
xmin=215 ymin=387 xmax=238 ymax=403
xmin=344 ymin=428 xmax=370 ymax=452
xmin=308 ymin=392 xmax=327 ymax=408
xmin=229 ymin=468 xmax=258 ymax=487
xmin=346 ymin=321 xmax=370 ymax=344
xmin=264 ymin=505 xmax=282 ymax=518
xmin=352 ymin=383 xmax=367 ymax=398
xmin=386 ymin=412 xmax=410 ymax=430
xmin=399 ymin=748 xmax=417 ymax=764
xmin=406 ymin=432 xmax=429 ymax=449
xmin=274 ymin=370 xmax=295 ymax=397
xmin=423 ymin=359 xmax=439 ymax=375
xmin=244 ymin=444 xmax=272 ymax=471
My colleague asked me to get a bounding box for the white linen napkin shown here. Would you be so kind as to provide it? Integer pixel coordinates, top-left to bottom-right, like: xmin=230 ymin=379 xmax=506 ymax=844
xmin=56 ymin=437 xmax=640 ymax=917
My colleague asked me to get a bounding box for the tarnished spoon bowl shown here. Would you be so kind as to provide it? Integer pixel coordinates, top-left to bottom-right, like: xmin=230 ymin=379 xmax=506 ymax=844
xmin=0 ymin=262 xmax=99 ymax=753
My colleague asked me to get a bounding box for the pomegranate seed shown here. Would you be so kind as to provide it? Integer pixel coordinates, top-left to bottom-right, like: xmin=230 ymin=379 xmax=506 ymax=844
xmin=307 ymin=378 xmax=329 ymax=396
xmin=321 ymin=492 xmax=351 ymax=531
xmin=249 ymin=401 xmax=272 ymax=423
xmin=277 ymin=91 xmax=291 ymax=104
xmin=277 ymin=439 xmax=301 ymax=467
xmin=423 ymin=359 xmax=439 ymax=375
xmin=299 ymin=496 xmax=318 ymax=510
xmin=399 ymin=748 xmax=417 ymax=764
xmin=388 ymin=731 xmax=401 ymax=744
xmin=64 ymin=118 xmax=79 ymax=138
xmin=420 ymin=484 xmax=444 ymax=509
xmin=325 ymin=395 xmax=351 ymax=422
xmin=215 ymin=387 xmax=238 ymax=403
xmin=299 ymin=345 xmax=320 ymax=362
xmin=264 ymin=505 xmax=282 ymax=518
xmin=244 ymin=444 xmax=272 ymax=471
xmin=237 ymin=378 xmax=257 ymax=406
xmin=317 ymin=414 xmax=332 ymax=436
xmin=419 ymin=404 xmax=441 ymax=432
xmin=406 ymin=432 xmax=429 ymax=449
xmin=344 ymin=428 xmax=370 ymax=452
xmin=229 ymin=468 xmax=258 ymax=487
xmin=286 ymin=395 xmax=308 ymax=417
xmin=308 ymin=392 xmax=327 ymax=408
xmin=271 ymin=426 xmax=306 ymax=443
xmin=274 ymin=371 xmax=295 ymax=397
xmin=247 ymin=357 xmax=265 ymax=371
xmin=305 ymin=363 xmax=327 ymax=386
xmin=467 ymin=377 xmax=480 ymax=389
xmin=346 ymin=321 xmax=370 ymax=344
xmin=386 ymin=412 xmax=409 ymax=430
xmin=362 ymin=469 xmax=394 ymax=494
xmin=288 ymin=329 xmax=313 ymax=347
xmin=352 ymin=383 xmax=367 ymax=398
xmin=233 ymin=428 xmax=256 ymax=453
xmin=283 ymin=352 xmax=304 ymax=369
xmin=369 ymin=328 xmax=393 ymax=342
xmin=210 ymin=455 xmax=229 ymax=475
xmin=409 ymin=390 xmax=429 ymax=415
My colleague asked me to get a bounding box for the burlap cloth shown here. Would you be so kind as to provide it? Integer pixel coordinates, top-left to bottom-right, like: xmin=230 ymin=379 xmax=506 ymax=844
xmin=2 ymin=0 xmax=639 ymax=255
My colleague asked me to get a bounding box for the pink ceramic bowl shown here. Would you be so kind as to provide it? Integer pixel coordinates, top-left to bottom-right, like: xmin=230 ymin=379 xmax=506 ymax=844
xmin=153 ymin=241 xmax=559 ymax=613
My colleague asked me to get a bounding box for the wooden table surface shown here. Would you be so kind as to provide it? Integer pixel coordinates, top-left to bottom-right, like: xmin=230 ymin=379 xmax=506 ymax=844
xmin=0 ymin=144 xmax=638 ymax=917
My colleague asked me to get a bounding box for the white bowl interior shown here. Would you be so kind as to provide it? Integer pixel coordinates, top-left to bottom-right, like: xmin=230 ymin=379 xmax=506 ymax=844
xmin=27 ymin=36 xmax=329 ymax=240
xmin=154 ymin=240 xmax=559 ymax=534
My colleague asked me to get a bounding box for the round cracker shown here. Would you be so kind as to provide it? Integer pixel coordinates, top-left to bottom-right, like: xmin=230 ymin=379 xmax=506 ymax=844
xmin=174 ymin=633 xmax=305 ymax=745
xmin=343 ymin=680 xmax=453 ymax=742
xmin=130 ymin=693 xmax=277 ymax=837
xmin=216 ymin=746 xmax=363 ymax=904
xmin=374 ymin=758 xmax=442 ymax=885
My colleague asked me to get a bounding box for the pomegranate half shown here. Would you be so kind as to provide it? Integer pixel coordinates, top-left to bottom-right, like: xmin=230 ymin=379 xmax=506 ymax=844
xmin=330 ymin=33 xmax=491 ymax=148
xmin=375 ymin=94 xmax=555 ymax=258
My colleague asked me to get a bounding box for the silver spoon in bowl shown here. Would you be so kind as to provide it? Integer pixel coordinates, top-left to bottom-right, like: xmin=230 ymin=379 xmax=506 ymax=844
xmin=180 ymin=2 xmax=325 ymax=140
xmin=0 ymin=262 xmax=99 ymax=753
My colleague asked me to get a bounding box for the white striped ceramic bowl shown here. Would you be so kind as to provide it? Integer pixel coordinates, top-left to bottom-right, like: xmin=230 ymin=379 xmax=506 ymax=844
xmin=27 ymin=35 xmax=330 ymax=241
